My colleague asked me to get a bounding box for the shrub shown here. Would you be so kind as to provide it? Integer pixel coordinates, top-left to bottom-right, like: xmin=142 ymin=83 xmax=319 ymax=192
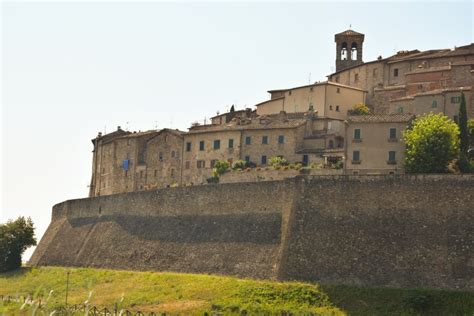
xmin=348 ymin=103 xmax=370 ymax=115
xmin=268 ymin=156 xmax=289 ymax=169
xmin=213 ymin=160 xmax=230 ymax=177
xmin=331 ymin=161 xmax=343 ymax=169
xmin=232 ymin=160 xmax=247 ymax=170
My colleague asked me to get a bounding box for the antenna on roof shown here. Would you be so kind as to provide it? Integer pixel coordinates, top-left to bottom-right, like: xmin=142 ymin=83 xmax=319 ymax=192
xmin=154 ymin=121 xmax=158 ymax=129
xmin=104 ymin=125 xmax=107 ymax=134
xmin=349 ymin=24 xmax=352 ymax=29
xmin=308 ymin=72 xmax=312 ymax=84
xmin=126 ymin=121 xmax=130 ymax=131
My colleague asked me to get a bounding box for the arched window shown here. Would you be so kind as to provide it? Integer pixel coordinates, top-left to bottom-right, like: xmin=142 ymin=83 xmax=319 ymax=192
xmin=340 ymin=42 xmax=348 ymax=60
xmin=328 ymin=140 xmax=334 ymax=149
xmin=351 ymin=42 xmax=358 ymax=61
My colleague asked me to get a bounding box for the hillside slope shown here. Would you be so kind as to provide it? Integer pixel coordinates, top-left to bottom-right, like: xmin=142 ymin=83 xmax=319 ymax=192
xmin=1 ymin=267 xmax=473 ymax=315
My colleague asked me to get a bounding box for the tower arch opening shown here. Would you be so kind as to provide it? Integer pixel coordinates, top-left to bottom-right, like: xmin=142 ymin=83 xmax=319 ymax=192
xmin=341 ymin=42 xmax=348 ymax=60
xmin=351 ymin=42 xmax=358 ymax=60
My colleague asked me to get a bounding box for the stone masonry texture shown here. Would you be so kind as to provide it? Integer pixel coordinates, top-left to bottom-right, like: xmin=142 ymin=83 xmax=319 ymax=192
xmin=30 ymin=175 xmax=473 ymax=290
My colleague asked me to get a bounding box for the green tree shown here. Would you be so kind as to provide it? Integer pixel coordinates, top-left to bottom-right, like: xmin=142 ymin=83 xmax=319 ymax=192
xmin=458 ymin=92 xmax=471 ymax=172
xmin=348 ymin=103 xmax=370 ymax=115
xmin=0 ymin=216 xmax=37 ymax=272
xmin=468 ymin=119 xmax=474 ymax=147
xmin=404 ymin=113 xmax=459 ymax=173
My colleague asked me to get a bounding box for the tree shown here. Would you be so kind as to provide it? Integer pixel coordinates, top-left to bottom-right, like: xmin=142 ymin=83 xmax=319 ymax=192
xmin=468 ymin=119 xmax=474 ymax=147
xmin=348 ymin=103 xmax=370 ymax=115
xmin=0 ymin=216 xmax=37 ymax=272
xmin=404 ymin=113 xmax=459 ymax=173
xmin=457 ymin=92 xmax=471 ymax=172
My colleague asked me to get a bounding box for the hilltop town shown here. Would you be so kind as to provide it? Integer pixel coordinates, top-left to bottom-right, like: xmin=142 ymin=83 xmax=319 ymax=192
xmin=89 ymin=29 xmax=473 ymax=197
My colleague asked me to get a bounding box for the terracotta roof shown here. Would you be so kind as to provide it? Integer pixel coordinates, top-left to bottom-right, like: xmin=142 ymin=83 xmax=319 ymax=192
xmin=348 ymin=114 xmax=415 ymax=123
xmin=335 ymin=29 xmax=364 ymax=36
xmin=391 ymin=87 xmax=471 ymax=101
xmin=405 ymin=65 xmax=451 ymax=75
xmin=116 ymin=130 xmax=160 ymax=139
xmin=187 ymin=118 xmax=307 ymax=134
xmin=327 ymin=43 xmax=473 ymax=77
xmin=267 ymin=81 xmax=366 ymax=94
xmin=254 ymin=96 xmax=285 ymax=107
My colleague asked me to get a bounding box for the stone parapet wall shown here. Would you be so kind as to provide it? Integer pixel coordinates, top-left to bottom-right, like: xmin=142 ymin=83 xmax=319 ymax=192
xmin=31 ymin=175 xmax=474 ymax=290
xmin=219 ymin=168 xmax=343 ymax=184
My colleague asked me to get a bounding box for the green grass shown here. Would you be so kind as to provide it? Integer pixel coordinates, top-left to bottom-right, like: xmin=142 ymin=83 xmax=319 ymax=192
xmin=0 ymin=267 xmax=473 ymax=315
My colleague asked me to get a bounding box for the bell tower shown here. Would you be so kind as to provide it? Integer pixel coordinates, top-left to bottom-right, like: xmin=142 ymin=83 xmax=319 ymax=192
xmin=335 ymin=29 xmax=364 ymax=72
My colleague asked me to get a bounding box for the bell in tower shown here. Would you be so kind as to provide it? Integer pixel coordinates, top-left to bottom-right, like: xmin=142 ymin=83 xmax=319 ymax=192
xmin=335 ymin=29 xmax=364 ymax=72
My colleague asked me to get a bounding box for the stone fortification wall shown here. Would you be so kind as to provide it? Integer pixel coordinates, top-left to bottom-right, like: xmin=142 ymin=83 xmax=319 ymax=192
xmin=30 ymin=175 xmax=473 ymax=290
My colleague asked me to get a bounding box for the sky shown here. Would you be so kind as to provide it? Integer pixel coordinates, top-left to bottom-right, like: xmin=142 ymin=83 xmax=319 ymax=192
xmin=1 ymin=1 xmax=473 ymax=260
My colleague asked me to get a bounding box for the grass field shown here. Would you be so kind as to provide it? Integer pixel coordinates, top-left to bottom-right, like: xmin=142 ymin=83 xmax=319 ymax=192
xmin=0 ymin=267 xmax=473 ymax=315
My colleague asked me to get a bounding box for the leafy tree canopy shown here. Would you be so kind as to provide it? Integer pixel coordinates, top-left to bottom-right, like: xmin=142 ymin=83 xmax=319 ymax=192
xmin=0 ymin=216 xmax=37 ymax=272
xmin=404 ymin=113 xmax=459 ymax=173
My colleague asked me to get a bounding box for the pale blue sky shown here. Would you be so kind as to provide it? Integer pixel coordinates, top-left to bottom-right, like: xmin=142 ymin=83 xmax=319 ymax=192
xmin=1 ymin=1 xmax=473 ymax=259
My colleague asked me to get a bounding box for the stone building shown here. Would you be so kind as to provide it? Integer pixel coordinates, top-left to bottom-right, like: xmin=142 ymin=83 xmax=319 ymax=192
xmin=327 ymin=30 xmax=474 ymax=117
xmin=255 ymin=81 xmax=367 ymax=118
xmin=89 ymin=128 xmax=185 ymax=197
xmin=89 ymin=110 xmax=346 ymax=196
xmin=345 ymin=114 xmax=415 ymax=175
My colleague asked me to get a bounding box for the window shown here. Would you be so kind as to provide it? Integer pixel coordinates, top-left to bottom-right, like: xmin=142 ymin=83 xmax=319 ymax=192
xmin=373 ymin=68 xmax=378 ymax=77
xmin=213 ymin=140 xmax=220 ymax=150
xmin=310 ymin=87 xmax=314 ymax=92
xmin=278 ymin=135 xmax=285 ymax=144
xmin=228 ymin=139 xmax=234 ymax=148
xmin=354 ymin=129 xmax=361 ymax=140
xmin=329 ymin=105 xmax=333 ymax=111
xmin=210 ymin=159 xmax=217 ymax=168
xmin=185 ymin=161 xmax=190 ymax=169
xmin=328 ymin=140 xmax=334 ymax=148
xmin=302 ymin=155 xmax=309 ymax=166
xmin=336 ymin=88 xmax=340 ymax=94
xmin=154 ymin=169 xmax=158 ymax=177
xmin=394 ymin=68 xmax=399 ymax=77
xmin=262 ymin=136 xmax=268 ymax=144
xmin=354 ymin=73 xmax=359 ymax=82
xmin=454 ymin=115 xmax=459 ymax=123
xmin=245 ymin=156 xmax=250 ymax=163
xmin=336 ymin=105 xmax=340 ymax=112
xmin=431 ymin=100 xmax=438 ymax=108
xmin=451 ymin=96 xmax=461 ymax=104
xmin=199 ymin=141 xmax=205 ymax=151
xmin=389 ymin=128 xmax=397 ymax=140
xmin=171 ymin=169 xmax=175 ymax=177
xmin=396 ymin=106 xmax=404 ymax=113
xmin=261 ymin=155 xmax=267 ymax=165
xmin=140 ymin=170 xmax=144 ymax=178
xmin=186 ymin=142 xmax=192 ymax=152
xmin=335 ymin=76 xmax=340 ymax=83
xmin=245 ymin=136 xmax=251 ymax=145
xmin=388 ymin=151 xmax=396 ymax=164
xmin=171 ymin=150 xmax=176 ymax=158
xmin=197 ymin=160 xmax=205 ymax=168
xmin=289 ymin=91 xmax=292 ymax=96
xmin=159 ymin=152 xmax=163 ymax=161
xmin=352 ymin=151 xmax=360 ymax=162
